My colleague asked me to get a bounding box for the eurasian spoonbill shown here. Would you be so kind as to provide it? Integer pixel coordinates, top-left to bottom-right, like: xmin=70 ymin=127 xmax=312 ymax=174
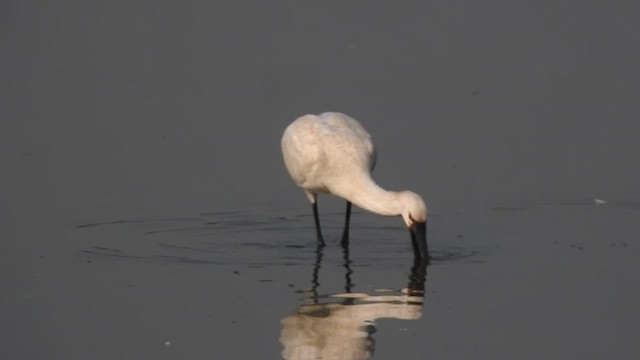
xmin=281 ymin=112 xmax=429 ymax=261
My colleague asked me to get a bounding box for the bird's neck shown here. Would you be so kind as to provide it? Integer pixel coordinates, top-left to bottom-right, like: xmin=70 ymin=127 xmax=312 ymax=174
xmin=331 ymin=174 xmax=402 ymax=217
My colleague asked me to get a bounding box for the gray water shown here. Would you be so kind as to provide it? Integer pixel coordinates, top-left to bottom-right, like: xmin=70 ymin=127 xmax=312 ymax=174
xmin=2 ymin=1 xmax=640 ymax=359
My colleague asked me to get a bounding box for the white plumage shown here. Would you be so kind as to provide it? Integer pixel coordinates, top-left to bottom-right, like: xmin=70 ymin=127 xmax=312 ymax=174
xmin=281 ymin=112 xmax=429 ymax=261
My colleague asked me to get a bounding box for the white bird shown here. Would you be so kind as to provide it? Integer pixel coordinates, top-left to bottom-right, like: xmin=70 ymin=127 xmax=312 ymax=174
xmin=281 ymin=112 xmax=429 ymax=261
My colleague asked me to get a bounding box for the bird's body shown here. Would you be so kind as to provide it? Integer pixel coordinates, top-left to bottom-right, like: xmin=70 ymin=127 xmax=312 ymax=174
xmin=282 ymin=112 xmax=429 ymax=262
xmin=282 ymin=113 xmax=376 ymax=204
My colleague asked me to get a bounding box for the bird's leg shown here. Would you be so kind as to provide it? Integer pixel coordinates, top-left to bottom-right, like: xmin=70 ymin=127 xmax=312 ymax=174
xmin=340 ymin=201 xmax=352 ymax=246
xmin=312 ymin=200 xmax=325 ymax=246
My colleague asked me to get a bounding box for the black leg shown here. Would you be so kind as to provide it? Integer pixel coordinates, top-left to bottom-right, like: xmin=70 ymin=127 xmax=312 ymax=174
xmin=340 ymin=201 xmax=352 ymax=246
xmin=312 ymin=201 xmax=325 ymax=246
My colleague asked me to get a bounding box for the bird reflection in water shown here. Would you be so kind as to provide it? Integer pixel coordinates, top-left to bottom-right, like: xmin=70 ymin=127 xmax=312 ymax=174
xmin=280 ymin=245 xmax=428 ymax=360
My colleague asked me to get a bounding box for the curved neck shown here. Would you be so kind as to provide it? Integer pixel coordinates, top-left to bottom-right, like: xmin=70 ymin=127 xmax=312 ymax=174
xmin=330 ymin=173 xmax=401 ymax=217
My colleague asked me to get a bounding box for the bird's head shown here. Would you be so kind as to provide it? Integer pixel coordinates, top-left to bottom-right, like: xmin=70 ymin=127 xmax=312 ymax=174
xmin=398 ymin=191 xmax=429 ymax=262
xmin=398 ymin=191 xmax=427 ymax=226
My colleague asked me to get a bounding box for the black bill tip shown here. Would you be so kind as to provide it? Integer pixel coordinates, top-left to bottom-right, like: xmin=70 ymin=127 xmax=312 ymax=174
xmin=410 ymin=222 xmax=429 ymax=263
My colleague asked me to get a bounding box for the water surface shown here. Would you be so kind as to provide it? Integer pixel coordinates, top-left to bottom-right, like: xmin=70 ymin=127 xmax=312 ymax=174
xmin=3 ymin=1 xmax=640 ymax=359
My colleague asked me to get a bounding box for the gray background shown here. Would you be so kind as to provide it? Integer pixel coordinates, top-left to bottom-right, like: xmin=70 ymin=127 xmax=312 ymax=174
xmin=2 ymin=1 xmax=639 ymax=359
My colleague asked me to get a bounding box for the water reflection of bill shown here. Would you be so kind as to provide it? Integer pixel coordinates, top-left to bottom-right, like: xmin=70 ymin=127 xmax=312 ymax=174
xmin=280 ymin=247 xmax=427 ymax=360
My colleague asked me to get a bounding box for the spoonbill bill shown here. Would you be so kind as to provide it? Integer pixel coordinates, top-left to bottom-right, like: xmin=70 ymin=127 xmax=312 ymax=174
xmin=281 ymin=112 xmax=429 ymax=261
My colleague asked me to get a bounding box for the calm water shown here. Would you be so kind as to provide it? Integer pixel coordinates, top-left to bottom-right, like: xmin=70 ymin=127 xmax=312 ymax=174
xmin=3 ymin=1 xmax=640 ymax=359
